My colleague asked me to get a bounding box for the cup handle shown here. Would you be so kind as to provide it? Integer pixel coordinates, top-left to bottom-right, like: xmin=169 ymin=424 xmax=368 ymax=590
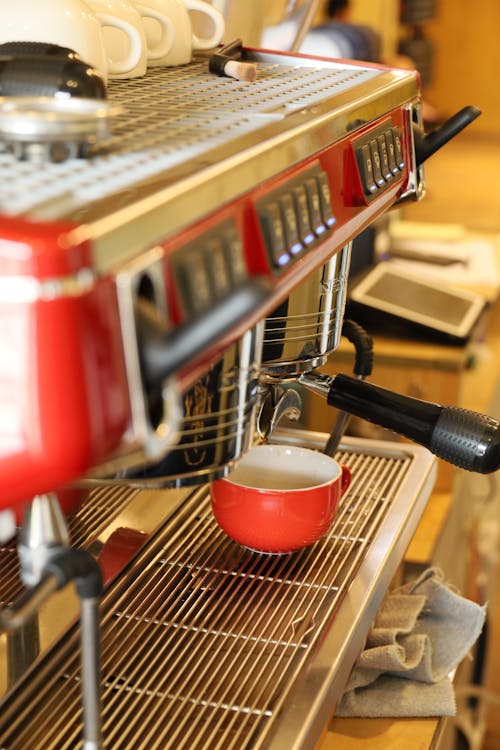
xmin=135 ymin=4 xmax=175 ymax=60
xmin=184 ymin=0 xmax=225 ymax=50
xmin=96 ymin=13 xmax=144 ymax=75
xmin=340 ymin=465 xmax=352 ymax=496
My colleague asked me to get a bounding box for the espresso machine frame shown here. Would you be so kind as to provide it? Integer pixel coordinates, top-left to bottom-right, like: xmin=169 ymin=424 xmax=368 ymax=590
xmin=0 ymin=49 xmax=489 ymax=749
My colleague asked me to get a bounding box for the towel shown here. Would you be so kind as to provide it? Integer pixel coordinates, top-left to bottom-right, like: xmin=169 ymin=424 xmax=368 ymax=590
xmin=336 ymin=568 xmax=486 ymax=718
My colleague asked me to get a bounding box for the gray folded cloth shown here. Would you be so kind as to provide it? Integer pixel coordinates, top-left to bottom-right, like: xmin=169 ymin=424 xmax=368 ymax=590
xmin=336 ymin=568 xmax=486 ymax=718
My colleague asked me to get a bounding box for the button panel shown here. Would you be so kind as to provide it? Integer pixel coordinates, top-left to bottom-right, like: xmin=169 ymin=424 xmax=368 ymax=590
xmin=256 ymin=166 xmax=336 ymax=272
xmin=170 ymin=219 xmax=248 ymax=320
xmin=354 ymin=123 xmax=405 ymax=202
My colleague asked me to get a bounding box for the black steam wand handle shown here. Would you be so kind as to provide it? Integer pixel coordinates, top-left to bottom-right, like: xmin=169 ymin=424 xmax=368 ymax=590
xmin=300 ymin=372 xmax=500 ymax=474
xmin=413 ymin=105 xmax=481 ymax=166
xmin=136 ymin=278 xmax=270 ymax=388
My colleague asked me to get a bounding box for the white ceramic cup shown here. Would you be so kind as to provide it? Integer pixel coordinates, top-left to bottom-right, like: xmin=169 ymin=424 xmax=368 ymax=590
xmin=88 ymin=0 xmax=173 ymax=78
xmin=129 ymin=0 xmax=176 ymax=62
xmin=84 ymin=0 xmax=148 ymax=78
xmin=0 ymin=0 xmax=144 ymax=82
xmin=142 ymin=0 xmax=225 ymax=67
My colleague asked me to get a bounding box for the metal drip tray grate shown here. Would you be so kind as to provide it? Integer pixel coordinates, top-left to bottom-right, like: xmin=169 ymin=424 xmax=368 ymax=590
xmin=0 ymin=485 xmax=138 ymax=607
xmin=0 ymin=436 xmax=435 ymax=750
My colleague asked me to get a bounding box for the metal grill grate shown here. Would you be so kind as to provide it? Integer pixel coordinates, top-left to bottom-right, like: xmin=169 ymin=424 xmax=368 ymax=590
xmin=0 ymin=485 xmax=138 ymax=606
xmin=0 ymin=59 xmax=381 ymax=218
xmin=0 ymin=444 xmax=423 ymax=750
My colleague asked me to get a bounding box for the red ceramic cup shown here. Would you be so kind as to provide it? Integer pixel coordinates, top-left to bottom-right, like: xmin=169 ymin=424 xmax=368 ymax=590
xmin=210 ymin=444 xmax=351 ymax=554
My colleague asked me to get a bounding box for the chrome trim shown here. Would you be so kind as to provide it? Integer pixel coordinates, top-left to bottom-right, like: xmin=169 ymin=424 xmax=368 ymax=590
xmin=397 ymin=101 xmax=426 ymax=203
xmin=260 ymin=243 xmax=352 ymax=378
xmin=113 ymin=247 xmax=182 ymax=469
xmin=0 ymin=267 xmax=95 ymax=302
xmin=105 ymin=323 xmax=264 ymax=488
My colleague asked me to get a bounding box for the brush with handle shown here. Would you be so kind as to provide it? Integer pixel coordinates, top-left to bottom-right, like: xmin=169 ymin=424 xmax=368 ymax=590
xmin=208 ymin=38 xmax=257 ymax=82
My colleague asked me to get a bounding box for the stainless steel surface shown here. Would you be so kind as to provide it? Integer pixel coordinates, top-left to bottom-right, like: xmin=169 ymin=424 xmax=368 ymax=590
xmin=80 ymin=597 xmax=102 ymax=750
xmin=0 ymin=433 xmax=436 ymax=749
xmin=17 ymin=493 xmax=70 ymax=588
xmin=0 ymin=97 xmax=122 ymax=162
xmin=256 ymin=385 xmax=302 ymax=441
xmin=0 ymin=56 xmax=419 ymax=271
xmin=261 ymin=245 xmax=352 ymax=378
xmin=108 ymin=248 xmax=182 ymax=473
xmin=112 ymin=324 xmax=264 ymax=486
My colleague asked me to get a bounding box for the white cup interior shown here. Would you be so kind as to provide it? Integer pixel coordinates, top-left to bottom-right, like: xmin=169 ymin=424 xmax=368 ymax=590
xmin=225 ymin=445 xmax=341 ymax=491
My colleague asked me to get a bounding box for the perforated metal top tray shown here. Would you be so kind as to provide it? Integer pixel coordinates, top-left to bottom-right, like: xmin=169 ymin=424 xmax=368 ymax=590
xmin=0 ymin=53 xmax=418 ymax=270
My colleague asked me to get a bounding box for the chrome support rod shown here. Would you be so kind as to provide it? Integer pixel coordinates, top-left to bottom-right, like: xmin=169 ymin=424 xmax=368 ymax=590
xmin=81 ymin=596 xmax=102 ymax=750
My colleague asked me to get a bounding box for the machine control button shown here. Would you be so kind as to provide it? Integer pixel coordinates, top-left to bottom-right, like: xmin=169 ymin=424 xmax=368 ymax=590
xmin=385 ymin=129 xmax=399 ymax=174
xmin=315 ymin=172 xmax=336 ymax=227
xmin=392 ymin=126 xmax=405 ymax=169
xmin=204 ymin=236 xmax=232 ymax=298
xmin=377 ymin=134 xmax=392 ymax=181
xmin=259 ymin=202 xmax=290 ymax=268
xmin=369 ymin=139 xmax=384 ymax=187
xmin=222 ymin=227 xmax=247 ymax=284
xmin=304 ymin=177 xmax=327 ymax=236
xmin=278 ymin=192 xmax=303 ymax=256
xmin=356 ymin=143 xmax=377 ymax=196
xmin=291 ymin=184 xmax=315 ymax=246
xmin=173 ymin=246 xmax=213 ymax=317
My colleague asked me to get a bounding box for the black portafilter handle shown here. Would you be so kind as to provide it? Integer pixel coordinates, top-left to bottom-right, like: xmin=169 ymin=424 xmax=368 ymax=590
xmin=413 ymin=105 xmax=481 ymax=166
xmin=300 ymin=372 xmax=500 ymax=474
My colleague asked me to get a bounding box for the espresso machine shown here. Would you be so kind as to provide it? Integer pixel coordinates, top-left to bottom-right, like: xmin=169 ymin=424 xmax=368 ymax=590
xmin=0 ymin=47 xmax=498 ymax=749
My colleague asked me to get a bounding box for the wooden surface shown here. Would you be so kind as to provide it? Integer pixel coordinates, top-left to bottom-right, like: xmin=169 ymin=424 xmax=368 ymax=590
xmin=422 ymin=0 xmax=500 ymax=136
xmin=404 ymin=492 xmax=454 ymax=566
xmin=319 ymin=718 xmax=439 ymax=750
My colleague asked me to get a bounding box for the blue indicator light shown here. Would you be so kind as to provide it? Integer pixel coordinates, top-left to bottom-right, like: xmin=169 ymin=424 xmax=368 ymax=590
xmin=304 ymin=233 xmax=315 ymax=245
xmin=315 ymin=225 xmax=326 ymax=235
xmin=326 ymin=217 xmax=336 ymax=227
xmin=277 ymin=253 xmax=291 ymax=266
xmin=290 ymin=243 xmax=303 ymax=255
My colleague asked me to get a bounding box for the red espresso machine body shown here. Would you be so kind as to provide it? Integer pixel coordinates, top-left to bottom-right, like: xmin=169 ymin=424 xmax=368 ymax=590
xmin=0 ymin=53 xmax=423 ymax=516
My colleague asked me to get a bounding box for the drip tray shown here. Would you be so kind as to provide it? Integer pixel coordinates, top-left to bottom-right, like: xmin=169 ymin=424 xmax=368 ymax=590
xmin=0 ymin=433 xmax=436 ymax=750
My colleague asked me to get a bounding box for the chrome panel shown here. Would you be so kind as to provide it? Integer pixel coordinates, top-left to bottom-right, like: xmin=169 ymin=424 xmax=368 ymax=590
xmin=261 ymin=244 xmax=352 ymax=378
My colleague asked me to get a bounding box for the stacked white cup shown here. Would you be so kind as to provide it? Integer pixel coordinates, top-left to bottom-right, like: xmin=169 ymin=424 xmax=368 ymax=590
xmin=0 ymin=0 xmax=225 ymax=80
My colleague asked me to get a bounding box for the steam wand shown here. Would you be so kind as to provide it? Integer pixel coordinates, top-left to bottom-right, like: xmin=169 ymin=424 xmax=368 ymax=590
xmin=0 ymin=494 xmax=103 ymax=750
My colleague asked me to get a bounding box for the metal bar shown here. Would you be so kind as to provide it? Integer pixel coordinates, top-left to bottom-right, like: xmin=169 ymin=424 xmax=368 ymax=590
xmin=80 ymin=596 xmax=102 ymax=750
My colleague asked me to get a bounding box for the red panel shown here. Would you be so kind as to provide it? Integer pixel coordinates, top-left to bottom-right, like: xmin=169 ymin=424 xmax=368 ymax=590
xmin=0 ymin=217 xmax=90 ymax=278
xmin=0 ymin=278 xmax=129 ymax=511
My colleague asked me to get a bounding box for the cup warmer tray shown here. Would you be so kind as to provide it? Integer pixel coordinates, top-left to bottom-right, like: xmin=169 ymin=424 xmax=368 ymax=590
xmin=0 ymin=431 xmax=436 ymax=750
